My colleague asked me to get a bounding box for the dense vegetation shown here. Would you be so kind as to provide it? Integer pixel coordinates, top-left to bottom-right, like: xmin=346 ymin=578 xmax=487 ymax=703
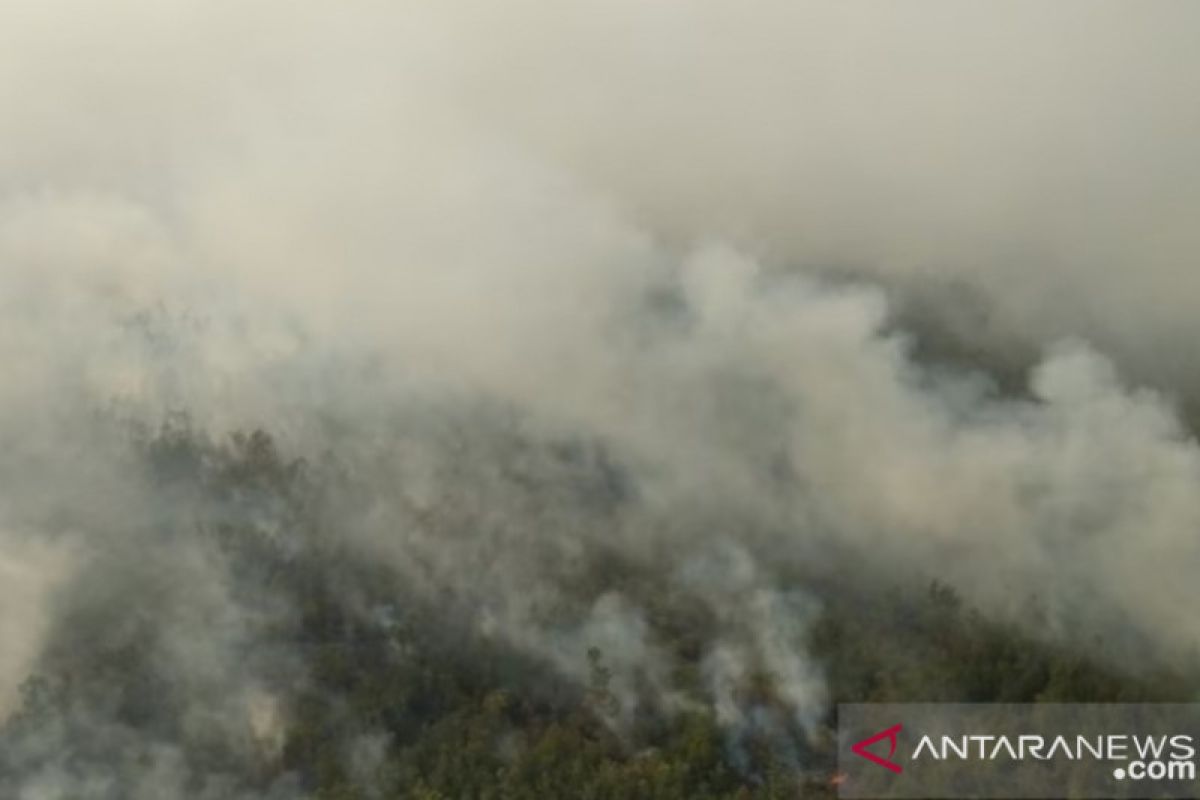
xmin=1 ymin=424 xmax=1191 ymax=799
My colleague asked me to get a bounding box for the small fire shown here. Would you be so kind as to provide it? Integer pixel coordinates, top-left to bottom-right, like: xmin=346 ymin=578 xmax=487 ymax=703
xmin=829 ymin=771 xmax=849 ymax=787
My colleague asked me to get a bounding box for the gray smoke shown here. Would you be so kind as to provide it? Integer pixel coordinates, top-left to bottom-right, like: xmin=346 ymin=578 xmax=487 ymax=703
xmin=2 ymin=1 xmax=1200 ymax=796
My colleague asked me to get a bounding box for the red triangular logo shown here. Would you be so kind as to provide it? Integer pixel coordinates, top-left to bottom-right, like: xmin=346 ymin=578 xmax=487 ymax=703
xmin=852 ymin=723 xmax=903 ymax=773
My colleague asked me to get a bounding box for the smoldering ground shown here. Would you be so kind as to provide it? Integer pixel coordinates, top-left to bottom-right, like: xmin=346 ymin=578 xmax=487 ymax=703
xmin=2 ymin=2 xmax=1200 ymax=797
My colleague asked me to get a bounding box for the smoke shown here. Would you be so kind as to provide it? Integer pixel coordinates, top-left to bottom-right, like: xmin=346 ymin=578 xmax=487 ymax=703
xmin=2 ymin=1 xmax=1200 ymax=795
xmin=0 ymin=536 xmax=74 ymax=721
xmin=444 ymin=1 xmax=1200 ymax=394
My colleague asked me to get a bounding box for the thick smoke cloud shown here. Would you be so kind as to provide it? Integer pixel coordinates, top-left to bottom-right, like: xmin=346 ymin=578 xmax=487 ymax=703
xmin=2 ymin=1 xmax=1199 ymax=796
xmin=447 ymin=1 xmax=1200 ymax=391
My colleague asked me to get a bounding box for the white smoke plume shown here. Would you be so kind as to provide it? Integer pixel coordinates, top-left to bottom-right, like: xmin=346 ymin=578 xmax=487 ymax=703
xmin=1 ymin=1 xmax=1200 ymax=796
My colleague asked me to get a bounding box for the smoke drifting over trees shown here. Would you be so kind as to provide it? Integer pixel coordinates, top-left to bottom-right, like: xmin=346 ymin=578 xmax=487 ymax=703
xmin=1 ymin=2 xmax=1199 ymax=797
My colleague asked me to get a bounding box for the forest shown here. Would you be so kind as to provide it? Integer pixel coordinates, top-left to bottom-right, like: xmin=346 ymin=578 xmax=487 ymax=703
xmin=4 ymin=3 xmax=1200 ymax=798
xmin=2 ymin=422 xmax=1190 ymax=799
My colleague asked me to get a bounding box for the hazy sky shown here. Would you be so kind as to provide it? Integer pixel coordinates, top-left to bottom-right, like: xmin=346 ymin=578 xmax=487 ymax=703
xmin=2 ymin=4 xmax=1200 ymax=793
